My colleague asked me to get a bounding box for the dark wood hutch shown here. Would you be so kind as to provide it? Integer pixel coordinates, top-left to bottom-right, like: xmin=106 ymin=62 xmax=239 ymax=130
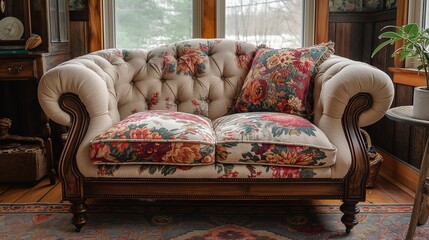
xmin=0 ymin=0 xmax=70 ymax=184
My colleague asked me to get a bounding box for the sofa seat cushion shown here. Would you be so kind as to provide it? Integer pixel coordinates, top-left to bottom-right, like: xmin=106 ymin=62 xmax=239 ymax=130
xmin=213 ymin=112 xmax=337 ymax=167
xmin=90 ymin=110 xmax=216 ymax=165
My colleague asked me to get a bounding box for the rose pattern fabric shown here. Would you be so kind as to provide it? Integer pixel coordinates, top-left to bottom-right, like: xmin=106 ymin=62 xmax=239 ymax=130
xmin=231 ymin=43 xmax=334 ymax=119
xmin=213 ymin=112 xmax=337 ymax=167
xmin=89 ymin=41 xmax=336 ymax=178
xmin=96 ymin=163 xmax=322 ymax=178
xmin=90 ymin=110 xmax=216 ymax=165
xmin=148 ymin=39 xmax=257 ymax=117
xmin=161 ymin=41 xmax=220 ymax=76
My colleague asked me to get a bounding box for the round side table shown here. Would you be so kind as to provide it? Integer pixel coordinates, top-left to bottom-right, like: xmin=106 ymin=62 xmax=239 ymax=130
xmin=386 ymin=106 xmax=429 ymax=240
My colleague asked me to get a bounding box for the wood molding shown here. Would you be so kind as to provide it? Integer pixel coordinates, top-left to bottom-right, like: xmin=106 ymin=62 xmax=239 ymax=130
xmin=315 ymin=0 xmax=329 ymax=44
xmin=394 ymin=0 xmax=408 ymax=68
xmin=377 ymin=148 xmax=418 ymax=194
xmin=389 ymin=67 xmax=426 ymax=87
xmin=58 ymin=93 xmax=89 ymax=199
xmin=202 ymin=0 xmax=216 ymax=38
xmin=329 ymin=12 xmax=374 ymax=23
xmin=88 ymin=0 xmax=103 ymax=52
xmin=342 ymin=93 xmax=373 ymax=201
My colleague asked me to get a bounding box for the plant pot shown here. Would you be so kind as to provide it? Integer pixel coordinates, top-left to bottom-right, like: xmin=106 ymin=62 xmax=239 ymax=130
xmin=413 ymin=86 xmax=429 ymax=120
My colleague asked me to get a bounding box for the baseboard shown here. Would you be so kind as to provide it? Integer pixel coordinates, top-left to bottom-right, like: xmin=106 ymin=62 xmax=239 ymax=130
xmin=377 ymin=148 xmax=418 ymax=197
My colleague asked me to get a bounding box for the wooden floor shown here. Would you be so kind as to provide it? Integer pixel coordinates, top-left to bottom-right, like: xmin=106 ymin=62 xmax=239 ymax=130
xmin=0 ymin=175 xmax=414 ymax=204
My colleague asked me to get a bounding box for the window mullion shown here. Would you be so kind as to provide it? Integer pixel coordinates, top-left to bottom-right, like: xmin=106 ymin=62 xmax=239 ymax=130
xmin=216 ymin=0 xmax=225 ymax=38
xmin=202 ymin=0 xmax=217 ymax=38
xmin=193 ymin=0 xmax=202 ymax=38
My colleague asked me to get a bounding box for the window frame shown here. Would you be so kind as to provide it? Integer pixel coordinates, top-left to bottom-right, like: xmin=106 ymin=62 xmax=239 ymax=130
xmin=91 ymin=0 xmax=329 ymax=51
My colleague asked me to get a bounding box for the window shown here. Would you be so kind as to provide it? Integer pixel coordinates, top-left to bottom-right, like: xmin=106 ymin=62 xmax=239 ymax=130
xmin=104 ymin=0 xmax=315 ymax=49
xmin=105 ymin=0 xmax=200 ymax=49
xmin=218 ymin=0 xmax=312 ymax=48
xmin=406 ymin=0 xmax=427 ymax=68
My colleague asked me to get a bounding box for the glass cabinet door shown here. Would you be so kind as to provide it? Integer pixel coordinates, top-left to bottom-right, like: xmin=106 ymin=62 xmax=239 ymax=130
xmin=30 ymin=0 xmax=69 ymax=53
xmin=49 ymin=0 xmax=68 ymax=43
xmin=49 ymin=0 xmax=59 ymax=42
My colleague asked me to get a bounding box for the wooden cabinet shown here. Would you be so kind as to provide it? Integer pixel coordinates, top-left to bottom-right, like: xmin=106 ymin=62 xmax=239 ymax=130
xmin=30 ymin=0 xmax=70 ymax=53
xmin=0 ymin=0 xmax=70 ymax=183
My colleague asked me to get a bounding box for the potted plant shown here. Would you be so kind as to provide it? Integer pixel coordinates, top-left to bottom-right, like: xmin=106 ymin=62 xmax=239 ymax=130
xmin=372 ymin=23 xmax=429 ymax=120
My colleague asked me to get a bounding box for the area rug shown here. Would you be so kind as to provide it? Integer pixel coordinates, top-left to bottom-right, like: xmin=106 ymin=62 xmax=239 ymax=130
xmin=0 ymin=202 xmax=427 ymax=239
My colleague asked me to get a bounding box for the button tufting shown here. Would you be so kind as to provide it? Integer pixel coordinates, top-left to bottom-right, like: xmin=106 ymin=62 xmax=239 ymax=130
xmin=160 ymin=78 xmax=166 ymax=83
xmin=130 ymin=81 xmax=135 ymax=85
xmin=192 ymin=75 xmax=198 ymax=80
xmin=174 ymin=100 xmax=180 ymax=105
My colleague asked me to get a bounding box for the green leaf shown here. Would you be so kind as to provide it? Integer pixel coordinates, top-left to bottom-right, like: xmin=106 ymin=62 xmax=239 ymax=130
xmin=378 ymin=31 xmax=402 ymax=39
xmin=399 ymin=50 xmax=411 ymax=61
xmin=403 ymin=23 xmax=419 ymax=35
xmin=372 ymin=39 xmax=395 ymax=58
xmin=380 ymin=25 xmax=398 ymax=32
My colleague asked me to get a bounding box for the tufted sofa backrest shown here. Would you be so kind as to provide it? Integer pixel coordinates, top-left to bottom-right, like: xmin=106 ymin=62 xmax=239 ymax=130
xmin=86 ymin=39 xmax=258 ymax=121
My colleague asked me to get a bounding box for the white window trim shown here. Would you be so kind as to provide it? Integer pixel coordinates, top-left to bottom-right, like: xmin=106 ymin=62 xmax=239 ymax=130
xmin=303 ymin=0 xmax=315 ymax=47
xmin=408 ymin=0 xmax=424 ymax=27
xmin=216 ymin=0 xmax=315 ymax=47
xmin=406 ymin=0 xmax=425 ymax=68
xmin=103 ymin=0 xmax=115 ymax=49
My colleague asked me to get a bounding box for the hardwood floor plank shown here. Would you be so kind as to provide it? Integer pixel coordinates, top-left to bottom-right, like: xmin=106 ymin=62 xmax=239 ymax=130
xmin=0 ymin=184 xmax=10 ymax=195
xmin=39 ymin=181 xmax=63 ymax=203
xmin=373 ymin=175 xmax=414 ymax=203
xmin=0 ymin=184 xmax=34 ymax=203
xmin=14 ymin=177 xmax=57 ymax=203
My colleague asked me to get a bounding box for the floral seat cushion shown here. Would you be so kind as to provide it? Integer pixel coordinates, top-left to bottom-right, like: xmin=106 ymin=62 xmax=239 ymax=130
xmin=90 ymin=110 xmax=216 ymax=165
xmin=213 ymin=112 xmax=337 ymax=167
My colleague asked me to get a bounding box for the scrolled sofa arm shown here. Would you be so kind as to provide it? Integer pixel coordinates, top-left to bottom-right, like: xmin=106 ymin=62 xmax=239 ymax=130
xmin=313 ymin=55 xmax=394 ymax=127
xmin=312 ymin=55 xmax=394 ymax=178
xmin=38 ymin=56 xmax=121 ymax=128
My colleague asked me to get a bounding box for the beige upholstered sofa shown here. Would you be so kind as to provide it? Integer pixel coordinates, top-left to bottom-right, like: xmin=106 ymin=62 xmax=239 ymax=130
xmin=38 ymin=39 xmax=394 ymax=232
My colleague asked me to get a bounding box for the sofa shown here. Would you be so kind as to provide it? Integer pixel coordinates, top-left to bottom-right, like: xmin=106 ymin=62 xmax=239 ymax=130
xmin=37 ymin=39 xmax=394 ymax=233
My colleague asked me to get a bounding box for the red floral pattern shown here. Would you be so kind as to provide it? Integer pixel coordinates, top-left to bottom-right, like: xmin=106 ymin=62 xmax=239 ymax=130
xmin=90 ymin=110 xmax=215 ymax=165
xmin=213 ymin=112 xmax=337 ymax=167
xmin=96 ymin=163 xmax=320 ymax=178
xmin=235 ymin=43 xmax=253 ymax=71
xmin=161 ymin=42 xmax=213 ymax=76
xmin=231 ymin=44 xmax=333 ymax=118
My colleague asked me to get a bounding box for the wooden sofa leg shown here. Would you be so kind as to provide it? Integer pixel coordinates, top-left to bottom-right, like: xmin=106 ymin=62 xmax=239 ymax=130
xmin=71 ymin=200 xmax=87 ymax=232
xmin=340 ymin=201 xmax=360 ymax=233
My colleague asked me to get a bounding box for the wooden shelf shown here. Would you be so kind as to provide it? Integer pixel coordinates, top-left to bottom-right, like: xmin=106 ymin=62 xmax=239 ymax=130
xmin=389 ymin=67 xmax=426 ymax=87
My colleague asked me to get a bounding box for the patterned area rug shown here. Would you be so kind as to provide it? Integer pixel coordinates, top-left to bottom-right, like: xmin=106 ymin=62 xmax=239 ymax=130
xmin=0 ymin=202 xmax=428 ymax=239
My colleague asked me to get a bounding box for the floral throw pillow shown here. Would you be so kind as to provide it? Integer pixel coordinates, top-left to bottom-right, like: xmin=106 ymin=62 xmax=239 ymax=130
xmin=231 ymin=42 xmax=334 ymax=119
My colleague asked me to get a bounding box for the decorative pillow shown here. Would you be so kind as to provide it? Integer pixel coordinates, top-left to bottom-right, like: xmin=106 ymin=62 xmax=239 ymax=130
xmin=231 ymin=42 xmax=334 ymax=119
xmin=213 ymin=112 xmax=337 ymax=167
xmin=90 ymin=110 xmax=216 ymax=166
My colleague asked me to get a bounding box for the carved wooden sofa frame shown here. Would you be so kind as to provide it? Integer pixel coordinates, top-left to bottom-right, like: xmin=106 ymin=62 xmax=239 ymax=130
xmin=38 ymin=39 xmax=394 ymax=233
